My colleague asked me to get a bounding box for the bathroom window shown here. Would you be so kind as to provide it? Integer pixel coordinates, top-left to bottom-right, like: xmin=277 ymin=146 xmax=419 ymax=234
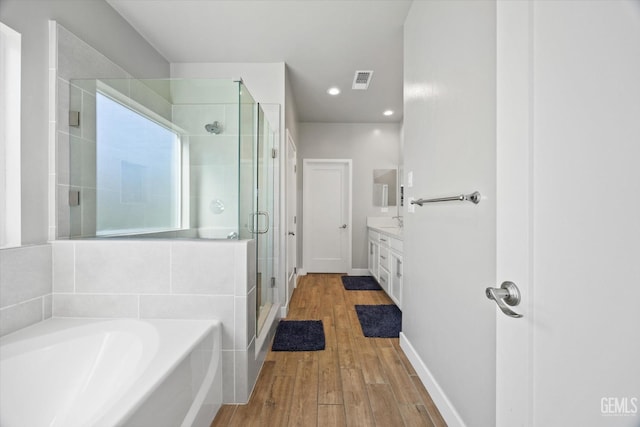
xmin=96 ymin=92 xmax=181 ymax=235
xmin=0 ymin=22 xmax=21 ymax=248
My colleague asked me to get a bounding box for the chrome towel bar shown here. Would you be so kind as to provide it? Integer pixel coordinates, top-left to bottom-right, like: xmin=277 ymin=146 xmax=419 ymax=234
xmin=411 ymin=191 xmax=481 ymax=206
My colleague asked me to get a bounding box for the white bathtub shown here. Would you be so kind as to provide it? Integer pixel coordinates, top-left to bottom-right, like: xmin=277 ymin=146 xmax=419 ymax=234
xmin=0 ymin=318 xmax=222 ymax=427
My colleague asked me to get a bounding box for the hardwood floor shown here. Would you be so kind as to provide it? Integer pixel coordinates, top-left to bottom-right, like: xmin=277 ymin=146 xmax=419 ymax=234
xmin=211 ymin=273 xmax=447 ymax=427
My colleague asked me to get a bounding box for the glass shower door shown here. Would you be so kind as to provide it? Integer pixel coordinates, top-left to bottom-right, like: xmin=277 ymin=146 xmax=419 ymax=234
xmin=255 ymin=105 xmax=275 ymax=336
xmin=238 ymin=86 xmax=275 ymax=337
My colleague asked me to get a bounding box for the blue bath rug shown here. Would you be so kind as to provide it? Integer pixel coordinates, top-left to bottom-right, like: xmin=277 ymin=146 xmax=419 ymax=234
xmin=341 ymin=275 xmax=382 ymax=291
xmin=272 ymin=320 xmax=325 ymax=351
xmin=355 ymin=305 xmax=402 ymax=338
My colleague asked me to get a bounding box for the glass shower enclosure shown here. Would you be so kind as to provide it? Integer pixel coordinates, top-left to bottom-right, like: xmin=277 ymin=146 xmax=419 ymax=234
xmin=65 ymin=78 xmax=277 ymax=336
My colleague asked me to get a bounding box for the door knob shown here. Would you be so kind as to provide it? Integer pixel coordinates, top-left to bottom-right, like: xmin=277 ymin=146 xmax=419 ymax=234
xmin=486 ymin=281 xmax=523 ymax=318
xmin=288 ymin=231 xmax=295 ymax=236
xmin=339 ymin=224 xmax=347 ymax=229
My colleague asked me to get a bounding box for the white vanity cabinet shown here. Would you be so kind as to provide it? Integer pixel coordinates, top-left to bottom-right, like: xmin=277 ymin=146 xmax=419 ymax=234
xmin=367 ymin=227 xmax=403 ymax=308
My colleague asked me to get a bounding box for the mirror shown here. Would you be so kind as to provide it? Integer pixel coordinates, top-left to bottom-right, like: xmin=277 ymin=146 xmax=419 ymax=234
xmin=373 ymin=169 xmax=397 ymax=207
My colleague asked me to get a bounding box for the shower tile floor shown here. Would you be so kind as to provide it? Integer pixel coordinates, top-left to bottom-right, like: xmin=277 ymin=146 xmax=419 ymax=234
xmin=210 ymin=273 xmax=447 ymax=427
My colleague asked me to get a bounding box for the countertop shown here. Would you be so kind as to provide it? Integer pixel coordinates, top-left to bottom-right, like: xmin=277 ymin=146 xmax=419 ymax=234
xmin=366 ymin=216 xmax=403 ymax=239
xmin=368 ymin=225 xmax=403 ymax=239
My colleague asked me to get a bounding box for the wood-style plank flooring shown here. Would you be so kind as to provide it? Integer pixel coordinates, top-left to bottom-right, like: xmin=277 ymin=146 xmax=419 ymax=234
xmin=211 ymin=273 xmax=447 ymax=427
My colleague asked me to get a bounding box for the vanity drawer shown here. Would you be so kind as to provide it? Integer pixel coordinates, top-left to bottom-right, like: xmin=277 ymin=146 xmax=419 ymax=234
xmin=390 ymin=237 xmax=403 ymax=252
xmin=378 ymin=267 xmax=390 ymax=293
xmin=378 ymin=234 xmax=390 ymax=245
xmin=379 ymin=246 xmax=390 ymax=272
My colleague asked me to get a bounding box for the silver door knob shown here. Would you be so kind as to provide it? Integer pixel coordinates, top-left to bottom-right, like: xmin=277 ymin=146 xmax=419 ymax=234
xmin=339 ymin=224 xmax=347 ymax=229
xmin=486 ymin=281 xmax=523 ymax=318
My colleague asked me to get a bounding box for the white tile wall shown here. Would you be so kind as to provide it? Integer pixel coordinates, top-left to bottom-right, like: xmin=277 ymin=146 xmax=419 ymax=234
xmin=53 ymin=240 xmax=74 ymax=292
xmin=0 ymin=245 xmax=52 ymax=307
xmin=43 ymin=295 xmax=52 ymax=320
xmin=74 ymin=241 xmax=171 ymax=294
xmin=53 ymin=24 xmax=173 ymax=240
xmin=0 ymin=244 xmax=52 ymax=337
xmin=52 ymin=24 xmax=130 ymax=241
xmin=0 ymin=299 xmax=44 ymax=337
xmin=51 ymin=238 xmax=259 ymax=403
xmin=233 ymin=296 xmax=248 ymax=350
xmin=170 ymin=242 xmax=236 ymax=295
xmin=139 ymin=295 xmax=235 ymax=348
xmin=222 ymin=350 xmax=235 ymax=403
xmin=56 ymin=25 xmax=129 ymax=81
xmin=53 ymin=294 xmax=138 ymax=318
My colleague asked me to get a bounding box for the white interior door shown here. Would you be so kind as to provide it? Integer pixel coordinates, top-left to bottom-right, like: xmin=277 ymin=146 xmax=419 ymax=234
xmin=285 ymin=130 xmax=297 ymax=304
xmin=303 ymin=159 xmax=351 ymax=273
xmin=496 ymin=2 xmax=640 ymax=425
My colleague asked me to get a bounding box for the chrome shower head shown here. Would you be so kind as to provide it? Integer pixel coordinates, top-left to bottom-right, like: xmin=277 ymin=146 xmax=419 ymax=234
xmin=204 ymin=121 xmax=223 ymax=135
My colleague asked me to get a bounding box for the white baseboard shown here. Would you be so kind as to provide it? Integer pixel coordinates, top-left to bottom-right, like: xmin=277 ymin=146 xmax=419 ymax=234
xmin=298 ymin=268 xmax=369 ymax=276
xmin=399 ymin=332 xmax=466 ymax=427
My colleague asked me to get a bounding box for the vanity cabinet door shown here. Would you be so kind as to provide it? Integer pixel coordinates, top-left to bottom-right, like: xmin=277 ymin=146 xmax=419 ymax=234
xmin=368 ymin=238 xmax=379 ymax=280
xmin=390 ymin=250 xmax=403 ymax=309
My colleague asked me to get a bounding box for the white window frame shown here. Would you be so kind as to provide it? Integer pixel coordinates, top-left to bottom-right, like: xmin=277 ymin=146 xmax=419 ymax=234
xmin=0 ymin=22 xmax=21 ymax=249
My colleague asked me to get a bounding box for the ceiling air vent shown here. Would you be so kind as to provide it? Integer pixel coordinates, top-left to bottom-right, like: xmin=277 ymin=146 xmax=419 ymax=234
xmin=352 ymin=70 xmax=373 ymax=90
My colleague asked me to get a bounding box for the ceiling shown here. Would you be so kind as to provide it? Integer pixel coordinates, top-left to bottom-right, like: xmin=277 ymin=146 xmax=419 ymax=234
xmin=106 ymin=0 xmax=412 ymax=123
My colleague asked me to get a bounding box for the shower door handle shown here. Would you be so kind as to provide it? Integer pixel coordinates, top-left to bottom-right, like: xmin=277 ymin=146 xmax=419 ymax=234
xmin=486 ymin=281 xmax=523 ymax=318
xmin=256 ymin=211 xmax=270 ymax=234
xmin=248 ymin=212 xmax=269 ymax=234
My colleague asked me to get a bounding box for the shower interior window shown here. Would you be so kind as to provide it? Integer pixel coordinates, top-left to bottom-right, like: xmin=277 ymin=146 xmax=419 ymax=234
xmin=96 ymin=92 xmax=182 ymax=236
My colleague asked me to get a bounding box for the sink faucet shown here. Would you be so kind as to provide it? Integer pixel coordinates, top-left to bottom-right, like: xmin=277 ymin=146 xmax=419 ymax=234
xmin=392 ymin=216 xmax=403 ymax=228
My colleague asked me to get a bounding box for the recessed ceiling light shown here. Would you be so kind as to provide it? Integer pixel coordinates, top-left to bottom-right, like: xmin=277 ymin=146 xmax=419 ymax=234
xmin=327 ymin=87 xmax=341 ymax=96
xmin=383 ymin=110 xmax=394 ymax=116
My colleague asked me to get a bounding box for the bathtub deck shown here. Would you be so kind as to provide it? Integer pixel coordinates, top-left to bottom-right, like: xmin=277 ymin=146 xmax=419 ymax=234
xmin=210 ymin=273 xmax=446 ymax=427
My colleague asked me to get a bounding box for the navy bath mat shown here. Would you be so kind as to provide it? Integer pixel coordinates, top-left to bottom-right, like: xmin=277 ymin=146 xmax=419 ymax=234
xmin=355 ymin=305 xmax=402 ymax=338
xmin=341 ymin=275 xmax=382 ymax=291
xmin=272 ymin=320 xmax=325 ymax=351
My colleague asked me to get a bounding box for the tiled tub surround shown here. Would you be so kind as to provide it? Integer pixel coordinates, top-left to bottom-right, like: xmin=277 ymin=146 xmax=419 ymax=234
xmin=48 ymin=23 xmax=267 ymax=404
xmin=52 ymin=238 xmax=261 ymax=403
xmin=0 ymin=245 xmax=53 ymax=337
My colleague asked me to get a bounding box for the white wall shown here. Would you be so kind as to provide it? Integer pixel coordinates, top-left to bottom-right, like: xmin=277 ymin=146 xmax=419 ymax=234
xmin=402 ymin=1 xmax=496 ymax=426
xmin=298 ymin=123 xmax=401 ymax=271
xmin=284 ymin=66 xmax=299 ymax=145
xmin=0 ymin=0 xmax=169 ymax=245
